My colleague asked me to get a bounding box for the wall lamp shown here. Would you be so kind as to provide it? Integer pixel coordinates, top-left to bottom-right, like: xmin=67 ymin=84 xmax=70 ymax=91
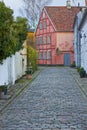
xmin=80 ymin=33 xmax=86 ymax=38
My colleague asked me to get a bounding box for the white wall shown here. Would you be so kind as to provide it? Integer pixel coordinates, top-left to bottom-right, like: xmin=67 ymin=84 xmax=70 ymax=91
xmin=80 ymin=18 xmax=87 ymax=73
xmin=0 ymin=51 xmax=27 ymax=86
xmin=0 ymin=58 xmax=9 ymax=85
xmin=74 ymin=11 xmax=83 ymax=67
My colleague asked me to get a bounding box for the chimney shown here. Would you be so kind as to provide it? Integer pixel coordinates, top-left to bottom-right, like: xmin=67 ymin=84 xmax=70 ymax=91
xmin=66 ymin=0 xmax=71 ymax=9
xmin=85 ymin=0 xmax=87 ymax=6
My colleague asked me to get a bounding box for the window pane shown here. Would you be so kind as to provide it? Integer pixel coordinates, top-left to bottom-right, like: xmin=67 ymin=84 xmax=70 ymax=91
xmin=43 ymin=36 xmax=46 ymax=44
xmin=43 ymin=21 xmax=46 ymax=29
xmin=39 ymin=37 xmax=42 ymax=44
xmin=47 ymin=51 xmax=51 ymax=59
xmin=39 ymin=52 xmax=43 ymax=59
xmin=47 ymin=36 xmax=51 ymax=44
xmin=43 ymin=52 xmax=47 ymax=59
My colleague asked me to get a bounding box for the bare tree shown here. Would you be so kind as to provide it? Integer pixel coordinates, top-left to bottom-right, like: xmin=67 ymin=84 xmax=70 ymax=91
xmin=21 ymin=0 xmax=53 ymax=28
xmin=72 ymin=0 xmax=77 ymax=5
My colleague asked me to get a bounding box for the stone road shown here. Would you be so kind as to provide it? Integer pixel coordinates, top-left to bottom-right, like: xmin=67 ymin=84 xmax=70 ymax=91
xmin=0 ymin=67 xmax=87 ymax=130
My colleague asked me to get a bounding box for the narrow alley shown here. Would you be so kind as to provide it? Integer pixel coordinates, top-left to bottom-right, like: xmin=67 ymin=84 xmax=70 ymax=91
xmin=0 ymin=67 xmax=87 ymax=130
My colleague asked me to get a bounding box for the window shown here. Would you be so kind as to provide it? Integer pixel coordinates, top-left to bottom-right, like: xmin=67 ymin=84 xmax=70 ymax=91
xmin=43 ymin=36 xmax=46 ymax=44
xmin=39 ymin=22 xmax=42 ymax=30
xmin=43 ymin=21 xmax=47 ymax=29
xmin=47 ymin=51 xmax=51 ymax=59
xmin=43 ymin=52 xmax=47 ymax=59
xmin=39 ymin=52 xmax=43 ymax=59
xmin=39 ymin=37 xmax=42 ymax=44
xmin=47 ymin=36 xmax=51 ymax=44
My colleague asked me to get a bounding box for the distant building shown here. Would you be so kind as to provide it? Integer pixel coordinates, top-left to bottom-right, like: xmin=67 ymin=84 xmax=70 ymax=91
xmin=35 ymin=5 xmax=80 ymax=66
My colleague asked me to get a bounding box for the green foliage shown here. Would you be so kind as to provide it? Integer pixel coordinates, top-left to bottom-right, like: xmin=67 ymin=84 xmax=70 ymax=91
xmin=27 ymin=46 xmax=37 ymax=72
xmin=77 ymin=67 xmax=81 ymax=72
xmin=0 ymin=85 xmax=7 ymax=95
xmin=0 ymin=2 xmax=29 ymax=64
xmin=0 ymin=2 xmax=13 ymax=63
xmin=78 ymin=67 xmax=86 ymax=78
xmin=11 ymin=17 xmax=29 ymax=52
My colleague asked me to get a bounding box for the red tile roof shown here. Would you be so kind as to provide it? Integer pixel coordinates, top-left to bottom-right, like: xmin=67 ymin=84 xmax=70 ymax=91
xmin=45 ymin=6 xmax=80 ymax=32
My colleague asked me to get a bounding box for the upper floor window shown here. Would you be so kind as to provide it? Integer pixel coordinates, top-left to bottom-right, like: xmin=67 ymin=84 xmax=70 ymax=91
xmin=47 ymin=51 xmax=51 ymax=59
xmin=47 ymin=36 xmax=51 ymax=44
xmin=43 ymin=52 xmax=47 ymax=59
xmin=39 ymin=22 xmax=42 ymax=30
xmin=43 ymin=36 xmax=46 ymax=44
xmin=43 ymin=21 xmax=47 ymax=29
xmin=39 ymin=52 xmax=43 ymax=59
xmin=39 ymin=37 xmax=43 ymax=44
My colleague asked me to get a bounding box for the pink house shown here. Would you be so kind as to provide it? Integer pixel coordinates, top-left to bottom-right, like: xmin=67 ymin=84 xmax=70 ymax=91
xmin=35 ymin=6 xmax=80 ymax=66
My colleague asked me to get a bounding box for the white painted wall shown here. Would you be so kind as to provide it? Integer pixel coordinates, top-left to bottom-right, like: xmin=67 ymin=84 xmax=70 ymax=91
xmin=74 ymin=11 xmax=83 ymax=67
xmin=0 ymin=46 xmax=27 ymax=86
xmin=80 ymin=19 xmax=87 ymax=73
xmin=0 ymin=58 xmax=9 ymax=85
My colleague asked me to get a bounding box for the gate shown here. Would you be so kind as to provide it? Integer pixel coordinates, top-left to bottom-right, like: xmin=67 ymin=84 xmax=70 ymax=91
xmin=64 ymin=53 xmax=71 ymax=66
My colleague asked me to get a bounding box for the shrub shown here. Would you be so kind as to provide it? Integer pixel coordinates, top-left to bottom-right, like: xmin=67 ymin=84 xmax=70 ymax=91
xmin=79 ymin=67 xmax=86 ymax=78
xmin=0 ymin=85 xmax=8 ymax=95
xmin=77 ymin=67 xmax=81 ymax=72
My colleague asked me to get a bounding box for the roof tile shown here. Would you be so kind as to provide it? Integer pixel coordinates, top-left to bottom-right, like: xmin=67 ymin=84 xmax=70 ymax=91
xmin=45 ymin=6 xmax=80 ymax=32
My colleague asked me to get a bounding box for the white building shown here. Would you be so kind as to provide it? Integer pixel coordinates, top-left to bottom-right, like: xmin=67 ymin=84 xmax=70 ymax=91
xmin=78 ymin=8 xmax=87 ymax=73
xmin=0 ymin=41 xmax=27 ymax=86
xmin=74 ymin=8 xmax=83 ymax=67
xmin=74 ymin=0 xmax=87 ymax=73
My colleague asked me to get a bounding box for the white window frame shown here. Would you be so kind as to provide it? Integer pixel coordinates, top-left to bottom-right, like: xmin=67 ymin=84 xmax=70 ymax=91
xmin=43 ymin=52 xmax=47 ymax=59
xmin=43 ymin=21 xmax=47 ymax=29
xmin=47 ymin=51 xmax=51 ymax=59
xmin=39 ymin=52 xmax=43 ymax=59
xmin=47 ymin=36 xmax=51 ymax=44
xmin=39 ymin=37 xmax=42 ymax=44
xmin=43 ymin=36 xmax=46 ymax=44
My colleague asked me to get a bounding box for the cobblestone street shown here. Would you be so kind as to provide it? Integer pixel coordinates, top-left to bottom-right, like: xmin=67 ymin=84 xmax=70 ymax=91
xmin=0 ymin=67 xmax=87 ymax=130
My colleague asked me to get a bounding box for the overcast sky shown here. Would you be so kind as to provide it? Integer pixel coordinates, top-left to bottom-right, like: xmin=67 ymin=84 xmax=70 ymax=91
xmin=0 ymin=0 xmax=85 ymax=17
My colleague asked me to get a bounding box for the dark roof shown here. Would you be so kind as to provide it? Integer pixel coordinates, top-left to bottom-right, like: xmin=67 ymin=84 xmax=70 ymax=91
xmin=45 ymin=6 xmax=80 ymax=32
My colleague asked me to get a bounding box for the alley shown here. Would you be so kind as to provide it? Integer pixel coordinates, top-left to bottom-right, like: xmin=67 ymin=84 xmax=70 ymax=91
xmin=0 ymin=67 xmax=87 ymax=130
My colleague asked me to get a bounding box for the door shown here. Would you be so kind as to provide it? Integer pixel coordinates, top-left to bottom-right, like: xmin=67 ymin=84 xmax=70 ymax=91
xmin=64 ymin=53 xmax=71 ymax=66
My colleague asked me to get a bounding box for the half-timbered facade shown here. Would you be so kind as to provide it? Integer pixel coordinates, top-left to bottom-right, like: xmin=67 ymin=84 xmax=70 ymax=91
xmin=35 ymin=6 xmax=80 ymax=66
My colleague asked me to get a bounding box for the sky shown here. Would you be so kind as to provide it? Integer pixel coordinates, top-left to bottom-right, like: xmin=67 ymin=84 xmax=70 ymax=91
xmin=0 ymin=0 xmax=85 ymax=17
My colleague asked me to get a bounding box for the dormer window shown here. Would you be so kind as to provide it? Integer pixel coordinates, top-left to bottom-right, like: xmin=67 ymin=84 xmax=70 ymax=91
xmin=43 ymin=21 xmax=47 ymax=29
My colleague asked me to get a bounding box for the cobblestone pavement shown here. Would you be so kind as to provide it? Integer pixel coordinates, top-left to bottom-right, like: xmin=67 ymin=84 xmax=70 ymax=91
xmin=0 ymin=67 xmax=87 ymax=130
